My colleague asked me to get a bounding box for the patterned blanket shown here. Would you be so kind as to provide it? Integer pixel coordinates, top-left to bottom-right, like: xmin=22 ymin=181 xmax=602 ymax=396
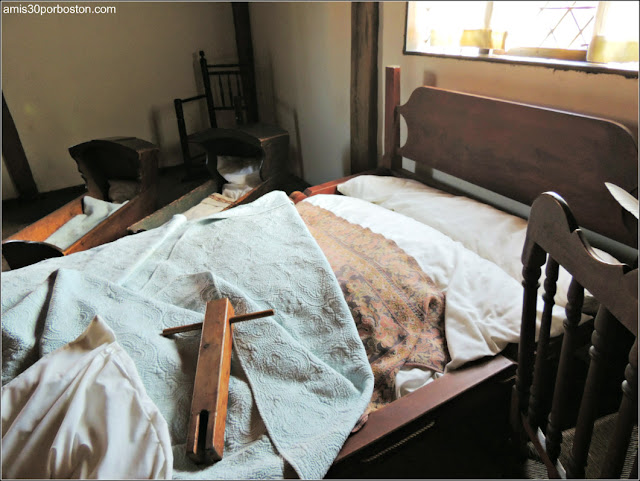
xmin=297 ymin=202 xmax=450 ymax=413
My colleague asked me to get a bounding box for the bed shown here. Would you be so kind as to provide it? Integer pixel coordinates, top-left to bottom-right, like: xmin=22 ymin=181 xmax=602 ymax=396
xmin=2 ymin=137 xmax=159 ymax=269
xmin=1 ymin=67 xmax=637 ymax=479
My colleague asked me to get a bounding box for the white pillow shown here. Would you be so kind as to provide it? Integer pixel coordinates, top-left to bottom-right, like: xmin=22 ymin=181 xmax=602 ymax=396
xmin=45 ymin=196 xmax=128 ymax=250
xmin=108 ymin=179 xmax=139 ymax=203
xmin=338 ymin=175 xmax=620 ymax=308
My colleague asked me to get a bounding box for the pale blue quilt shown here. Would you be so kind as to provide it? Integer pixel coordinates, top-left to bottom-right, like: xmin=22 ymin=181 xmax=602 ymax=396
xmin=2 ymin=191 xmax=374 ymax=479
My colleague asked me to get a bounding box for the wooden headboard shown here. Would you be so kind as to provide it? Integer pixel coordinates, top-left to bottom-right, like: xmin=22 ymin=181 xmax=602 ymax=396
xmin=382 ymin=66 xmax=638 ymax=249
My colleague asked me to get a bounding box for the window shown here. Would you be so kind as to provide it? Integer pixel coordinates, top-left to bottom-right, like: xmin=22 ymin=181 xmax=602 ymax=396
xmin=405 ymin=1 xmax=639 ymax=75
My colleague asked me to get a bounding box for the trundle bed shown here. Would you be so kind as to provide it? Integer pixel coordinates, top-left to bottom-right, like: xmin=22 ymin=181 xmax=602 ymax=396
xmin=1 ymin=67 xmax=637 ymax=479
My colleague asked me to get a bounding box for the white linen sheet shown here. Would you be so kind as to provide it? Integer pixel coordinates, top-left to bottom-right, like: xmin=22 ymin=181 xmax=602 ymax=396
xmin=45 ymin=196 xmax=128 ymax=250
xmin=337 ymin=175 xmax=621 ymax=309
xmin=1 ymin=315 xmax=173 ymax=479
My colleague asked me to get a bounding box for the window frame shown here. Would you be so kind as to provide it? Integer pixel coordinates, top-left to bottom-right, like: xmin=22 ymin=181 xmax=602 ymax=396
xmin=403 ymin=2 xmax=639 ymax=79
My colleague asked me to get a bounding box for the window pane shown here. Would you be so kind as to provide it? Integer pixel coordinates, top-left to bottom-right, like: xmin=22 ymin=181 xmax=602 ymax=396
xmin=405 ymin=1 xmax=638 ymax=72
xmin=493 ymin=1 xmax=598 ymax=50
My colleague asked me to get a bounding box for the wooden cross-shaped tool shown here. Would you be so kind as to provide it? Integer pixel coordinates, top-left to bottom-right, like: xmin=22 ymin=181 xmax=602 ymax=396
xmin=162 ymin=299 xmax=274 ymax=464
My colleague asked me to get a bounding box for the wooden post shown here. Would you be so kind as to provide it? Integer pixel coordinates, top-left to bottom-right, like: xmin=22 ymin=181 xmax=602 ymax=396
xmin=350 ymin=2 xmax=379 ymax=174
xmin=382 ymin=66 xmax=401 ymax=170
xmin=2 ymin=93 xmax=38 ymax=199
xmin=232 ymin=3 xmax=259 ymax=123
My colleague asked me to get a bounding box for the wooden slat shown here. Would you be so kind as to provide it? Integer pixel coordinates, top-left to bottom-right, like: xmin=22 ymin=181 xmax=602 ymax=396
xmin=350 ymin=2 xmax=379 ymax=174
xmin=232 ymin=3 xmax=258 ymax=123
xmin=382 ymin=66 xmax=401 ymax=170
xmin=4 ymin=196 xmax=84 ymax=242
xmin=2 ymin=93 xmax=38 ymax=198
xmin=545 ymin=279 xmax=585 ymax=464
xmin=567 ymin=306 xmax=621 ymax=478
xmin=528 ymin=258 xmax=560 ymax=431
xmin=335 ymin=355 xmax=515 ymax=463
xmin=128 ymin=179 xmax=219 ymax=234
xmin=64 ymin=190 xmax=156 ymax=255
xmin=301 ymin=171 xmax=374 ymax=198
xmin=601 ymin=339 xmax=638 ymax=478
xmin=514 ymin=242 xmax=545 ymax=421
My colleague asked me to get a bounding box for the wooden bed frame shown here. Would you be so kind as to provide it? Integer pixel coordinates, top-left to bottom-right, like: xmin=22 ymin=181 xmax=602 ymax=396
xmin=2 ymin=137 xmax=159 ymax=269
xmin=292 ymin=66 xmax=638 ymax=476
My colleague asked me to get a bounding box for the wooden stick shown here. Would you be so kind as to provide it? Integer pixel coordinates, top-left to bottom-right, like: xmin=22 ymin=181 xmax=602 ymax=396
xmin=161 ymin=309 xmax=274 ymax=337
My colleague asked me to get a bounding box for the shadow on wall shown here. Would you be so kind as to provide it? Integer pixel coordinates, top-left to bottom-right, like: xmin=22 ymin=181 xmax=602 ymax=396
xmin=341 ymin=144 xmax=350 ymax=177
xmin=149 ymin=104 xmax=183 ymax=169
xmin=260 ymin=53 xmax=305 ymax=180
xmin=274 ymin=99 xmax=305 ymax=180
xmin=424 ymin=71 xmax=437 ymax=87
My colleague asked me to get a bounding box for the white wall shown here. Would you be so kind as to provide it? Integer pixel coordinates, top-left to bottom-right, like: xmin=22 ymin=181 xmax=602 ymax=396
xmin=250 ymin=2 xmax=638 ymax=187
xmin=250 ymin=2 xmax=351 ymax=185
xmin=2 ymin=2 xmax=237 ymax=199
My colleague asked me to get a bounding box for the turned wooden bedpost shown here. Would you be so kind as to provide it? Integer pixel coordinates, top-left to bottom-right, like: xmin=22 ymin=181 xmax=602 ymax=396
xmin=382 ymin=66 xmax=401 ymax=171
xmin=567 ymin=306 xmax=623 ymax=478
xmin=545 ymin=279 xmax=585 ymax=465
xmin=527 ymin=258 xmax=559 ymax=431
xmin=512 ymin=237 xmax=545 ymax=435
xmin=600 ymin=338 xmax=638 ymax=478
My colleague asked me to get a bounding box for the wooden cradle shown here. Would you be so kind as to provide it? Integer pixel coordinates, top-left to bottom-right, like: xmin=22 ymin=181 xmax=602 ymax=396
xmin=2 ymin=137 xmax=158 ymax=269
xmin=291 ymin=67 xmax=638 ymax=477
xmin=128 ymin=124 xmax=308 ymax=234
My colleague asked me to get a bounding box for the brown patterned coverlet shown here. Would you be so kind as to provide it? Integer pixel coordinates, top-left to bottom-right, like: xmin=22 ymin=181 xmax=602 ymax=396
xmin=296 ymin=202 xmax=450 ymax=415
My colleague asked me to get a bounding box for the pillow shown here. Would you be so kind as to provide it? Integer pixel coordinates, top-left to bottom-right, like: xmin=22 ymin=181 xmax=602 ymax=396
xmin=108 ymin=179 xmax=139 ymax=203
xmin=45 ymin=196 xmax=128 ymax=250
xmin=338 ymin=175 xmax=620 ymax=308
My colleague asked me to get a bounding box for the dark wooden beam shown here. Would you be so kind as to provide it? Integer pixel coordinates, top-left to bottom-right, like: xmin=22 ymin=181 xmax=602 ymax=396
xmin=2 ymin=92 xmax=38 ymax=199
xmin=350 ymin=2 xmax=379 ymax=174
xmin=232 ymin=2 xmax=259 ymax=123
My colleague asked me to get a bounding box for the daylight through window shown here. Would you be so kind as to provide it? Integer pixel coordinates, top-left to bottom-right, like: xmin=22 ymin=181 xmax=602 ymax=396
xmin=405 ymin=1 xmax=639 ymax=72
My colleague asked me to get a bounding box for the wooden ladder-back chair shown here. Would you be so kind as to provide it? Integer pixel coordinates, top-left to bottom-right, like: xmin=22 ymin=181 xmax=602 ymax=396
xmin=174 ymin=51 xmax=254 ymax=178
xmin=511 ymin=192 xmax=638 ymax=478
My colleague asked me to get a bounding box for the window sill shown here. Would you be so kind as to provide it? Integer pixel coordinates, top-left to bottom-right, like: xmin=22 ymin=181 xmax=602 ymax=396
xmin=403 ymin=49 xmax=639 ymax=79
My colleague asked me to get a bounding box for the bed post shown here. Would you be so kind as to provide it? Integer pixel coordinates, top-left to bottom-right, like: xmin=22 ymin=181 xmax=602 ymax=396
xmin=382 ymin=66 xmax=401 ymax=171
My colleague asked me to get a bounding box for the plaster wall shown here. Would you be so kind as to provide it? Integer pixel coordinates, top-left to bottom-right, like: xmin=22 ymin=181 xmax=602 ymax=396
xmin=250 ymin=2 xmax=351 ymax=186
xmin=2 ymin=2 xmax=237 ymax=199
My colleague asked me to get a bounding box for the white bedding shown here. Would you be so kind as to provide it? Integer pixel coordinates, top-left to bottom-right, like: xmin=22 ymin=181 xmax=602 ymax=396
xmin=2 ymin=316 xmax=173 ymax=479
xmin=178 ymin=181 xmax=579 ymax=397
xmin=338 ymin=175 xmax=620 ymax=309
xmin=302 ymin=194 xmax=568 ymax=374
xmin=45 ymin=196 xmax=128 ymax=250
